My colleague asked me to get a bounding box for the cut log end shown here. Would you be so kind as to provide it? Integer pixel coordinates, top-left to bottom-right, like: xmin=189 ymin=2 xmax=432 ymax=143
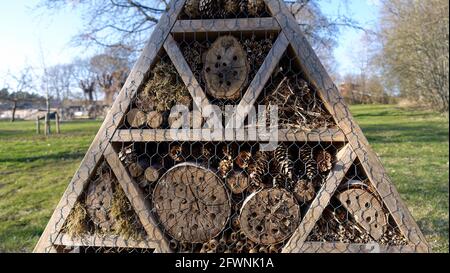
xmin=127 ymin=109 xmax=147 ymax=128
xmin=144 ymin=166 xmax=160 ymax=183
xmin=147 ymin=111 xmax=163 ymax=129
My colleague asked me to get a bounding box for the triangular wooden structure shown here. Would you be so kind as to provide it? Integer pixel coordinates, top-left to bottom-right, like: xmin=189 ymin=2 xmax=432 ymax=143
xmin=34 ymin=0 xmax=429 ymax=253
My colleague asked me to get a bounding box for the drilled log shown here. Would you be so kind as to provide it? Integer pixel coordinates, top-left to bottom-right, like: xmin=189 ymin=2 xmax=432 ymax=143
xmin=203 ymin=36 xmax=249 ymax=100
xmin=85 ymin=174 xmax=114 ymax=231
xmin=153 ymin=163 xmax=231 ymax=243
xmin=337 ymin=188 xmax=387 ymax=241
xmin=240 ymin=188 xmax=301 ymax=245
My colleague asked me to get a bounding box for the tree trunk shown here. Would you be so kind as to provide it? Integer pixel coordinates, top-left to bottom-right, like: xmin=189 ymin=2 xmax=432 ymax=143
xmin=10 ymin=100 xmax=17 ymax=122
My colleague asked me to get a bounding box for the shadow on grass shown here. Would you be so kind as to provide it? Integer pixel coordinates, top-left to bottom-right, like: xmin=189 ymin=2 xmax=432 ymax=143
xmin=353 ymin=110 xmax=438 ymax=119
xmin=360 ymin=124 xmax=449 ymax=144
xmin=0 ymin=151 xmax=85 ymax=164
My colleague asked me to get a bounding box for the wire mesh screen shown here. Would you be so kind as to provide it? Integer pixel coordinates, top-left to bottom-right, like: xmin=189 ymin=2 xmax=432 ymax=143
xmin=38 ymin=0 xmax=428 ymax=254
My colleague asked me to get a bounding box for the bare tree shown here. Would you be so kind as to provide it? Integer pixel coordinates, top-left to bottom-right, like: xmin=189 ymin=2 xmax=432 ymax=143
xmin=4 ymin=67 xmax=35 ymax=122
xmin=90 ymin=48 xmax=131 ymax=106
xmin=72 ymin=58 xmax=99 ymax=118
xmin=47 ymin=63 xmax=76 ymax=102
xmin=37 ymin=0 xmax=361 ymax=73
xmin=376 ymin=0 xmax=449 ymax=112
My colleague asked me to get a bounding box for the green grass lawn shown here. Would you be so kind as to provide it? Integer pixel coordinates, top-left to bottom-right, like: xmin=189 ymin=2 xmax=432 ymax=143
xmin=0 ymin=105 xmax=448 ymax=252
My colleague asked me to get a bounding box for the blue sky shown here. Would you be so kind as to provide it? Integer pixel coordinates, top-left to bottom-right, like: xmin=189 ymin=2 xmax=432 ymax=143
xmin=0 ymin=0 xmax=381 ymax=85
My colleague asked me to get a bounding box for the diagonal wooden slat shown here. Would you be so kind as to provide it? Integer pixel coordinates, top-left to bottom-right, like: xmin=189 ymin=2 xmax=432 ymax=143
xmin=104 ymin=145 xmax=171 ymax=253
xmin=282 ymin=144 xmax=356 ymax=253
xmin=164 ymin=34 xmax=213 ymax=112
xmin=227 ymin=32 xmax=289 ymax=129
xmin=265 ymin=0 xmax=430 ymax=252
xmin=33 ymin=0 xmax=187 ymax=253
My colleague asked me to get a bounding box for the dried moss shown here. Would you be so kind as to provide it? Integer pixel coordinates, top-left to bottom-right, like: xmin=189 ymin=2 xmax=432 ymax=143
xmin=110 ymin=185 xmax=145 ymax=240
xmin=64 ymin=202 xmax=89 ymax=237
xmin=137 ymin=61 xmax=190 ymax=112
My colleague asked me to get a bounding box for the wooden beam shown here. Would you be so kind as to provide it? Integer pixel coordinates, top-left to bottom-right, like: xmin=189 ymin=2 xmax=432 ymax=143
xmin=111 ymin=128 xmax=346 ymax=143
xmin=297 ymin=242 xmax=417 ymax=253
xmin=104 ymin=145 xmax=171 ymax=253
xmin=265 ymin=0 xmax=430 ymax=252
xmin=164 ymin=34 xmax=212 ymax=112
xmin=282 ymin=144 xmax=356 ymax=253
xmin=227 ymin=32 xmax=289 ymax=129
xmin=172 ymin=18 xmax=280 ymax=33
xmin=54 ymin=233 xmax=153 ymax=250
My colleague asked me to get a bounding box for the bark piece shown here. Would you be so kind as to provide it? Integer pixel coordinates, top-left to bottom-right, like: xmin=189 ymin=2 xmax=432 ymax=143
xmin=85 ymin=175 xmax=115 ymax=231
xmin=337 ymin=188 xmax=387 ymax=241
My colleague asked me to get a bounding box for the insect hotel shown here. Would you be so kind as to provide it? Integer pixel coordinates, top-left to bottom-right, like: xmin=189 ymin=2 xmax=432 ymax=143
xmin=34 ymin=0 xmax=429 ymax=253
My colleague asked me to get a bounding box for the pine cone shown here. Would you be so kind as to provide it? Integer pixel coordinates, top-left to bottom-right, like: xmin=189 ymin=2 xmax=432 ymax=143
xmin=169 ymin=145 xmax=184 ymax=162
xmin=185 ymin=0 xmax=201 ymax=18
xmin=248 ymin=151 xmax=269 ymax=185
xmin=239 ymin=0 xmax=248 ymax=13
xmin=224 ymin=0 xmax=239 ymax=15
xmin=293 ymin=179 xmax=316 ymax=203
xmin=316 ymin=150 xmax=333 ymax=173
xmin=199 ymin=0 xmax=223 ymax=18
xmin=236 ymin=150 xmax=252 ymax=169
xmin=300 ymin=146 xmax=318 ymax=180
xmin=274 ymin=144 xmax=294 ymax=180
xmin=247 ymin=0 xmax=264 ymax=16
xmin=219 ymin=159 xmax=233 ymax=178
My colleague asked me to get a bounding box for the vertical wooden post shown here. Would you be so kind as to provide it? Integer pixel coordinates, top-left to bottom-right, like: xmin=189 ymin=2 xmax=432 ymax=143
xmin=44 ymin=113 xmax=51 ymax=136
xmin=36 ymin=116 xmax=41 ymax=134
xmin=55 ymin=113 xmax=61 ymax=134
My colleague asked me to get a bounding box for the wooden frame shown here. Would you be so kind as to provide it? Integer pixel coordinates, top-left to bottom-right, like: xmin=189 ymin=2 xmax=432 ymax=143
xmin=54 ymin=233 xmax=152 ymax=250
xmin=34 ymin=0 xmax=429 ymax=253
xmin=172 ymin=18 xmax=280 ymax=33
xmin=111 ymin=128 xmax=346 ymax=143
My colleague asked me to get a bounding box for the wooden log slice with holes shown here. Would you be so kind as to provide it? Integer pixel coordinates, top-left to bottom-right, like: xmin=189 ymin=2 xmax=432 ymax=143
xmin=126 ymin=108 xmax=147 ymax=128
xmin=240 ymin=188 xmax=300 ymax=245
xmin=203 ymin=36 xmax=249 ymax=100
xmin=153 ymin=163 xmax=231 ymax=243
xmin=337 ymin=188 xmax=387 ymax=240
xmin=85 ymin=174 xmax=114 ymax=231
